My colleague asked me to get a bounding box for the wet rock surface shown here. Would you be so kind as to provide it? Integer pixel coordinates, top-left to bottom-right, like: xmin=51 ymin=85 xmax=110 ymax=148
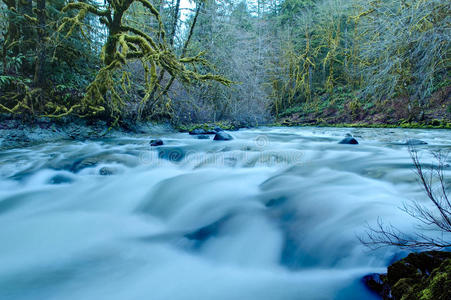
xmin=150 ymin=139 xmax=164 ymax=146
xmin=213 ymin=131 xmax=233 ymax=141
xmin=364 ymin=251 xmax=451 ymax=300
xmin=338 ymin=133 xmax=359 ymax=144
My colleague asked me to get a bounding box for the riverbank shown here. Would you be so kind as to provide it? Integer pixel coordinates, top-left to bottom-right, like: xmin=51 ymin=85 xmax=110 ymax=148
xmin=0 ymin=117 xmax=174 ymax=150
xmin=2 ymin=116 xmax=450 ymax=151
xmin=277 ymin=86 xmax=451 ymax=129
xmin=275 ymin=121 xmax=451 ymax=129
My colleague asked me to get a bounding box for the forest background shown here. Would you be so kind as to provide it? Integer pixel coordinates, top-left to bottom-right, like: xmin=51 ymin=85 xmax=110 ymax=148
xmin=0 ymin=0 xmax=449 ymax=128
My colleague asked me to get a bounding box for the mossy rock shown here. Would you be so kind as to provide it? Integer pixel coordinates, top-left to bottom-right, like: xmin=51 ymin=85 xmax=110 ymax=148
xmin=388 ymin=252 xmax=451 ymax=300
xmin=417 ymin=259 xmax=451 ymax=300
xmin=392 ymin=278 xmax=417 ymax=300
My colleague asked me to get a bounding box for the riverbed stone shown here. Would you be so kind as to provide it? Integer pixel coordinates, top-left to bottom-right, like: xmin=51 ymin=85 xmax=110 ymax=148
xmin=150 ymin=139 xmax=163 ymax=146
xmin=338 ymin=134 xmax=358 ymax=144
xmin=197 ymin=135 xmax=210 ymax=139
xmin=213 ymin=132 xmax=233 ymax=141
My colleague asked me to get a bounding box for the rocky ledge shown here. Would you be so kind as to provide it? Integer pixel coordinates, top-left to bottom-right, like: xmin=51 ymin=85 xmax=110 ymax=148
xmin=363 ymin=251 xmax=451 ymax=300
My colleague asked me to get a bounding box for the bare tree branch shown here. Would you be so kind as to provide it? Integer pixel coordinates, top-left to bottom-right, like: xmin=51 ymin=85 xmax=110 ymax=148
xmin=360 ymin=148 xmax=450 ymax=250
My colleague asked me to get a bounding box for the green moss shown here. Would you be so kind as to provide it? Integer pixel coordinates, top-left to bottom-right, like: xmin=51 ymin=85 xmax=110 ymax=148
xmin=175 ymin=121 xmax=238 ymax=132
xmin=384 ymin=253 xmax=451 ymax=300
xmin=392 ymin=278 xmax=415 ymax=300
xmin=269 ymin=120 xmax=451 ymax=129
xmin=419 ymin=288 xmax=433 ymax=300
xmin=431 ymin=119 xmax=441 ymax=126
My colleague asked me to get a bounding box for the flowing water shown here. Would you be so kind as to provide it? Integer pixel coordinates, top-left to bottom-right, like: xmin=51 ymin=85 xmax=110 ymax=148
xmin=0 ymin=127 xmax=450 ymax=300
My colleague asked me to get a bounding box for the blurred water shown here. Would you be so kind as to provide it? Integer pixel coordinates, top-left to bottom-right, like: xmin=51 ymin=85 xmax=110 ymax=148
xmin=0 ymin=126 xmax=450 ymax=300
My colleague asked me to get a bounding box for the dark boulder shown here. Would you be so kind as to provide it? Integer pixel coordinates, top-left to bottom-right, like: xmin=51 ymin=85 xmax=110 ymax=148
xmin=338 ymin=133 xmax=358 ymax=144
xmin=213 ymin=132 xmax=233 ymax=141
xmin=150 ymin=139 xmax=163 ymax=146
xmin=214 ymin=126 xmax=223 ymax=132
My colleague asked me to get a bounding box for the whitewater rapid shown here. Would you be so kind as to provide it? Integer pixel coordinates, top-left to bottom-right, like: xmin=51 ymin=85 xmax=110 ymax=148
xmin=0 ymin=127 xmax=450 ymax=300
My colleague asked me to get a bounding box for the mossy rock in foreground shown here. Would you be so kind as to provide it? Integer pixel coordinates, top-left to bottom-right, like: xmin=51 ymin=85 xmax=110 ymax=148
xmin=364 ymin=251 xmax=451 ymax=300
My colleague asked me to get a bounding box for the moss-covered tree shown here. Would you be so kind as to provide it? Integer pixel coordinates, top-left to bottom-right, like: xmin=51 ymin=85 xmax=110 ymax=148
xmin=56 ymin=0 xmax=231 ymax=120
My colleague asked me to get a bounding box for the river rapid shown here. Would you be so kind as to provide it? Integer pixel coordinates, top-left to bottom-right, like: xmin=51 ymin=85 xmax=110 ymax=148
xmin=0 ymin=127 xmax=450 ymax=300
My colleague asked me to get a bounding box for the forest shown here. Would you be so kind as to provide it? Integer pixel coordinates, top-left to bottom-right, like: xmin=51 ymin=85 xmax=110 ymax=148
xmin=0 ymin=0 xmax=449 ymax=127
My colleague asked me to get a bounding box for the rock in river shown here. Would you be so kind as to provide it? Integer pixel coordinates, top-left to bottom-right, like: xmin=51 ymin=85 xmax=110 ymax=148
xmin=150 ymin=139 xmax=164 ymax=146
xmin=213 ymin=132 xmax=233 ymax=141
xmin=338 ymin=133 xmax=358 ymax=144
xmin=405 ymin=139 xmax=427 ymax=145
xmin=99 ymin=167 xmax=116 ymax=176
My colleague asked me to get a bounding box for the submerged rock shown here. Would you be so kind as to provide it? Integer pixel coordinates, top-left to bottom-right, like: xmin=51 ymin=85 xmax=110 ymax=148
xmin=213 ymin=132 xmax=233 ymax=141
xmin=99 ymin=167 xmax=116 ymax=176
xmin=157 ymin=147 xmax=186 ymax=162
xmin=150 ymin=139 xmax=163 ymax=146
xmin=363 ymin=251 xmax=451 ymax=300
xmin=48 ymin=174 xmax=74 ymax=184
xmin=405 ymin=139 xmax=427 ymax=146
xmin=197 ymin=135 xmax=210 ymax=140
xmin=70 ymin=157 xmax=99 ymax=173
xmin=338 ymin=133 xmax=358 ymax=144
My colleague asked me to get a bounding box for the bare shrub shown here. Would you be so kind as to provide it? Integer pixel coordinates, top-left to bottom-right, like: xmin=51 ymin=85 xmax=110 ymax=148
xmin=360 ymin=148 xmax=450 ymax=250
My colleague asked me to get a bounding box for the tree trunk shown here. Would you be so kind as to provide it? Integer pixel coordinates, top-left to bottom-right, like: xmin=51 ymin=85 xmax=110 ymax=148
xmin=18 ymin=0 xmax=33 ymax=73
xmin=169 ymin=0 xmax=181 ymax=46
xmin=33 ymin=0 xmax=46 ymax=91
xmin=2 ymin=0 xmax=19 ymax=66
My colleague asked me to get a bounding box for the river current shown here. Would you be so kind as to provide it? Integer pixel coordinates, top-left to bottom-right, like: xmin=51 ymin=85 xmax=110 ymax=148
xmin=0 ymin=127 xmax=450 ymax=300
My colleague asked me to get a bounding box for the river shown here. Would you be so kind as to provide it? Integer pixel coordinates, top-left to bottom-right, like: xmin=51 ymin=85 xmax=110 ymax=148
xmin=0 ymin=127 xmax=450 ymax=300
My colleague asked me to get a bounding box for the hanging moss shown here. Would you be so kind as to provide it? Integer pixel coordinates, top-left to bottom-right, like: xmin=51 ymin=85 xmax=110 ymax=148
xmin=55 ymin=0 xmax=232 ymax=120
xmin=1 ymin=0 xmax=232 ymax=121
